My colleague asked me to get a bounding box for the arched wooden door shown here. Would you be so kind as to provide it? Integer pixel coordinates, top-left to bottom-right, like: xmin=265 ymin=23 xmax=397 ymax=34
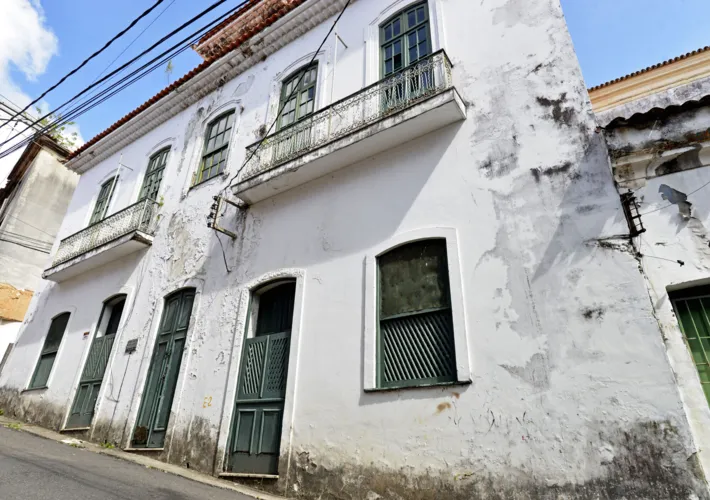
xmin=227 ymin=281 xmax=295 ymax=475
xmin=66 ymin=296 xmax=125 ymax=429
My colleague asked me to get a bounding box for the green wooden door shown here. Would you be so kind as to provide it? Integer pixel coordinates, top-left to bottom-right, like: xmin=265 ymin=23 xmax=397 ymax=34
xmin=66 ymin=298 xmax=125 ymax=429
xmin=227 ymin=282 xmax=295 ymax=475
xmin=132 ymin=289 xmax=195 ymax=448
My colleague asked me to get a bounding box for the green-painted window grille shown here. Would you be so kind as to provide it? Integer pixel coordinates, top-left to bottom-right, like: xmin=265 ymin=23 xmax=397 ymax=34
xmin=29 ymin=312 xmax=70 ymax=389
xmin=671 ymin=286 xmax=710 ymax=405
xmin=278 ymin=64 xmax=318 ymax=130
xmin=89 ymin=178 xmax=116 ymax=225
xmin=195 ymin=110 xmax=235 ymax=185
xmin=140 ymin=148 xmax=169 ymax=201
xmin=377 ymin=239 xmax=456 ymax=389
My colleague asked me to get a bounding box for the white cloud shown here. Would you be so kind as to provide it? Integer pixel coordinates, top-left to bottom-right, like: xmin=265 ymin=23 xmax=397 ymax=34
xmin=0 ymin=0 xmax=57 ymax=107
xmin=0 ymin=0 xmax=84 ymax=151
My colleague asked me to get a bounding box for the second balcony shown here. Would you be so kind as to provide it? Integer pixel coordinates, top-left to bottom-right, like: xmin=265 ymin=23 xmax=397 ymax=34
xmin=43 ymin=199 xmax=159 ymax=282
xmin=231 ymin=50 xmax=466 ymax=203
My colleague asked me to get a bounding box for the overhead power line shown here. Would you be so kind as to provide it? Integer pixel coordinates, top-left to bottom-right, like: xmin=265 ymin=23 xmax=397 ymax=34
xmin=226 ymin=0 xmax=353 ymax=189
xmin=90 ymin=0 xmax=178 ymax=85
xmin=0 ymin=0 xmax=167 ymax=134
xmin=0 ymin=0 xmax=249 ymax=160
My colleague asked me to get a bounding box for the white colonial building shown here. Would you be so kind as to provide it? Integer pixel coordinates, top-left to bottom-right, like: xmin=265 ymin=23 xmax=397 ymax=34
xmin=1 ymin=0 xmax=709 ymax=498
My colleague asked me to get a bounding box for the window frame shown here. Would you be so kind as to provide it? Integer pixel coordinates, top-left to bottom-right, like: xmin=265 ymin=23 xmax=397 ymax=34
xmin=364 ymin=228 xmax=470 ymax=392
xmin=89 ymin=177 xmax=116 ymax=225
xmin=277 ymin=63 xmax=319 ymax=131
xmin=194 ymin=110 xmax=236 ymax=186
xmin=379 ymin=1 xmax=432 ymax=79
xmin=29 ymin=312 xmax=71 ymax=389
xmin=140 ymin=147 xmax=170 ymax=201
xmin=375 ymin=238 xmax=456 ymax=389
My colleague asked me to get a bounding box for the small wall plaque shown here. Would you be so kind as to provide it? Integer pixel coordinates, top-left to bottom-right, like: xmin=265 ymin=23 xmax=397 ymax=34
xmin=125 ymin=339 xmax=138 ymax=353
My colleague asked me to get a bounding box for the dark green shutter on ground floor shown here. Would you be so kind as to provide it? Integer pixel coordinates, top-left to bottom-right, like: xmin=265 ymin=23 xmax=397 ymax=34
xmin=227 ymin=281 xmax=295 ymax=475
xmin=132 ymin=289 xmax=195 ymax=448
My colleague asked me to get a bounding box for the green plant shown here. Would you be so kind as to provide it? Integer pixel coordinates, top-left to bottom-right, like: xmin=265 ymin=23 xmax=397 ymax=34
xmin=6 ymin=422 xmax=21 ymax=430
xmin=35 ymin=106 xmax=79 ymax=150
xmin=100 ymin=441 xmax=115 ymax=449
xmin=0 ymin=409 xmax=5 ymax=416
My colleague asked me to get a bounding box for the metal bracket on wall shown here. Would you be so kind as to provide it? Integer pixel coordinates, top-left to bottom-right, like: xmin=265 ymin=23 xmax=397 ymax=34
xmin=207 ymin=195 xmax=244 ymax=239
xmin=621 ymin=191 xmax=646 ymax=237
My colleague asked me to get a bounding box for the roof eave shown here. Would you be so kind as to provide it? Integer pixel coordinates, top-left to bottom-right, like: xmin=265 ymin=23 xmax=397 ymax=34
xmin=67 ymin=0 xmax=346 ymax=174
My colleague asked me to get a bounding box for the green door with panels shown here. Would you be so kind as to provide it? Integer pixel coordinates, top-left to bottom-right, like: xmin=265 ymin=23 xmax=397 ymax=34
xmin=66 ymin=297 xmax=125 ymax=429
xmin=227 ymin=281 xmax=295 ymax=475
xmin=132 ymin=289 xmax=195 ymax=448
xmin=671 ymin=286 xmax=710 ymax=405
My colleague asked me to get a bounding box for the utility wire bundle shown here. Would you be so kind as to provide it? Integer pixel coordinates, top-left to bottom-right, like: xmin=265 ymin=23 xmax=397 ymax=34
xmin=0 ymin=0 xmax=251 ymax=160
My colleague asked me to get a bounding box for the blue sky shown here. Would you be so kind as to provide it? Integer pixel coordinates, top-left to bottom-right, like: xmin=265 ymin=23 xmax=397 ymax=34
xmin=2 ymin=0 xmax=710 ymax=144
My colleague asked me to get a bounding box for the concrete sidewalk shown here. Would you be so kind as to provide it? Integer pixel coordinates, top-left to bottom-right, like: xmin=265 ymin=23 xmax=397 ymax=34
xmin=0 ymin=415 xmax=285 ymax=500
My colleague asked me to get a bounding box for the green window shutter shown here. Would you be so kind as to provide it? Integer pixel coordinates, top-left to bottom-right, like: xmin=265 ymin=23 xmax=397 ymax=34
xmin=277 ymin=65 xmax=318 ymax=130
xmin=90 ymin=178 xmax=116 ymax=225
xmin=671 ymin=288 xmax=710 ymax=405
xmin=140 ymin=148 xmax=169 ymax=201
xmin=195 ymin=111 xmax=235 ymax=185
xmin=30 ymin=312 xmax=70 ymax=388
xmin=380 ymin=2 xmax=431 ymax=78
xmin=377 ymin=239 xmax=456 ymax=389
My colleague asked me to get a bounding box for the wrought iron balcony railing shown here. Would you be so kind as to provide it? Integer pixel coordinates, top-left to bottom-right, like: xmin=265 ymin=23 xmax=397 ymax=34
xmin=50 ymin=199 xmax=159 ymax=267
xmin=240 ymin=50 xmax=454 ymax=181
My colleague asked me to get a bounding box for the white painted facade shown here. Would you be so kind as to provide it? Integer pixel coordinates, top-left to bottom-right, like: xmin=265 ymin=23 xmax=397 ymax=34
xmin=601 ymin=75 xmax=710 ymax=485
xmin=0 ymin=0 xmax=708 ymax=497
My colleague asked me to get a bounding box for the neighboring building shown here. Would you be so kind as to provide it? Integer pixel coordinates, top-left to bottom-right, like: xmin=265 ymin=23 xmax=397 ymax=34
xmin=590 ymin=45 xmax=710 ymax=492
xmin=0 ymin=103 xmax=78 ymax=377
xmin=0 ymin=1 xmax=708 ymax=498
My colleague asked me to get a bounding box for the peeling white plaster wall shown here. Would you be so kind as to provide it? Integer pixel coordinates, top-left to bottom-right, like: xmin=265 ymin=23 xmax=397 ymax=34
xmin=0 ymin=0 xmax=706 ymax=495
xmin=608 ymin=107 xmax=710 ymax=478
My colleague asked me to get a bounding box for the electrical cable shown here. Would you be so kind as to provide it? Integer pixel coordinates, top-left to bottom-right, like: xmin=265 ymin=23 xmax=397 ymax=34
xmin=0 ymin=0 xmax=167 ymax=133
xmin=0 ymin=237 xmax=51 ymax=253
xmin=0 ymin=0 xmax=249 ymax=159
xmin=89 ymin=0 xmax=178 ymax=86
xmin=3 ymin=214 xmax=57 ymax=238
xmin=225 ymin=0 xmax=353 ymax=190
xmin=639 ymin=178 xmax=710 ymax=216
xmin=212 ymin=0 xmax=352 ymax=274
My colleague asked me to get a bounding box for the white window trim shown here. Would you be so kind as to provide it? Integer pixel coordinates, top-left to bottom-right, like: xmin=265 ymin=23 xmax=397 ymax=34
xmin=84 ymin=169 xmax=121 ymax=228
xmin=364 ymin=0 xmax=447 ymax=86
xmin=183 ymin=100 xmax=242 ymax=194
xmin=24 ymin=306 xmax=77 ymax=391
xmin=261 ymin=50 xmax=329 ymax=138
xmin=60 ymin=286 xmax=135 ymax=433
xmin=133 ymin=138 xmax=175 ymax=202
xmin=364 ymin=227 xmax=470 ymax=391
xmin=215 ymin=268 xmax=306 ymax=477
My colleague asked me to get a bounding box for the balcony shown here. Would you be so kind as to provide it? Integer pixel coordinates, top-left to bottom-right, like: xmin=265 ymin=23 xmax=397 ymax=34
xmin=43 ymin=199 xmax=159 ymax=282
xmin=232 ymin=50 xmax=466 ymax=203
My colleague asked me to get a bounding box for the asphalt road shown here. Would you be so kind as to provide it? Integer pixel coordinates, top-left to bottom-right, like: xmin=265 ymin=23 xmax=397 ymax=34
xmin=0 ymin=426 xmax=252 ymax=500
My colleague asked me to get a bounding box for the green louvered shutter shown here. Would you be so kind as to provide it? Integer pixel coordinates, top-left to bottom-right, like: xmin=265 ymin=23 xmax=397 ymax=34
xmin=377 ymin=239 xmax=456 ymax=388
xmin=671 ymin=286 xmax=710 ymax=405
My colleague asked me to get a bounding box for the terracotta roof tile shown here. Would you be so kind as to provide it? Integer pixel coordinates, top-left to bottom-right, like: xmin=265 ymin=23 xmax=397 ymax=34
xmin=68 ymin=0 xmax=306 ymax=161
xmin=588 ymin=46 xmax=710 ymax=92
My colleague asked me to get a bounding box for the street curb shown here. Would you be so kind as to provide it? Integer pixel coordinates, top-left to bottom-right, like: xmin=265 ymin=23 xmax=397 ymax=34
xmin=0 ymin=416 xmax=287 ymax=500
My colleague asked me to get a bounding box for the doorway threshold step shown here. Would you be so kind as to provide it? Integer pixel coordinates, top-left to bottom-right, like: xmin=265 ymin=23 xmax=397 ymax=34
xmin=219 ymin=472 xmax=279 ymax=479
